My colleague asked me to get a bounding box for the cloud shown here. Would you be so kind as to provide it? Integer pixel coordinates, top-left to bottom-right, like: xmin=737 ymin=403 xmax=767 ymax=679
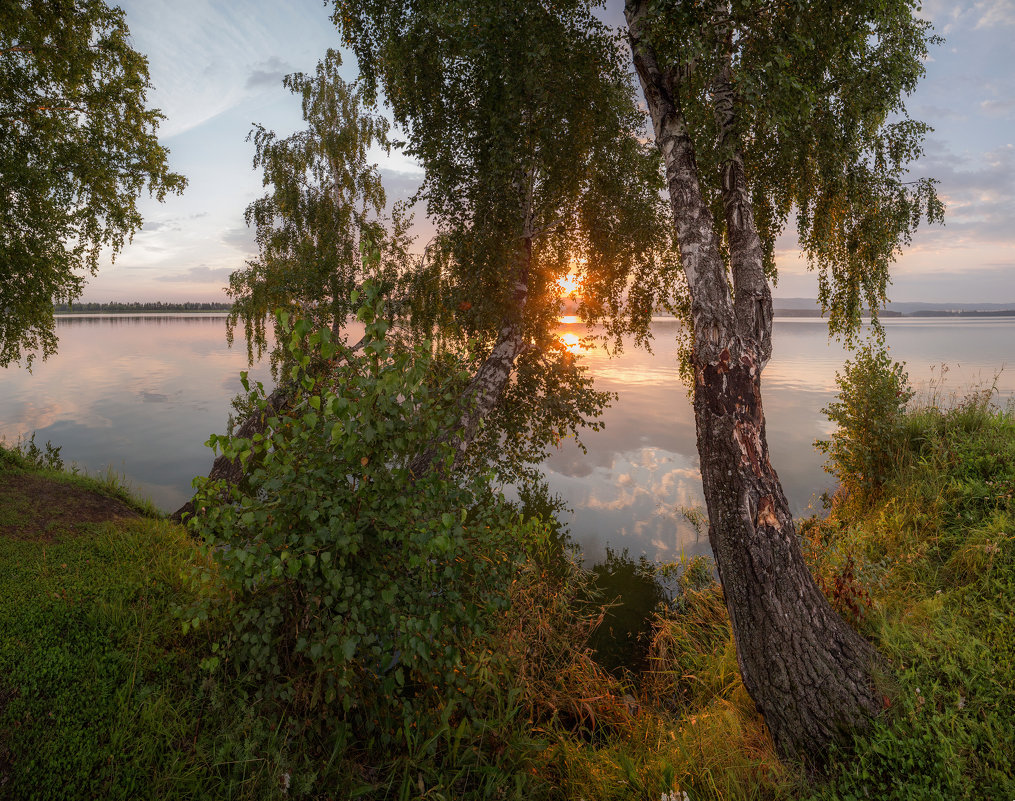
xmin=913 ymin=103 xmax=967 ymax=121
xmin=974 ymin=0 xmax=1015 ymax=28
xmin=910 ymin=142 xmax=1015 ymax=244
xmin=378 ymin=168 xmax=425 ymax=201
xmin=222 ymin=225 xmax=258 ymax=254
xmin=156 ymin=265 xmax=234 ymax=283
xmin=141 ymin=220 xmax=182 ymax=233
xmin=245 ymin=56 xmax=292 ymax=90
xmin=981 ymin=98 xmax=1015 ymax=116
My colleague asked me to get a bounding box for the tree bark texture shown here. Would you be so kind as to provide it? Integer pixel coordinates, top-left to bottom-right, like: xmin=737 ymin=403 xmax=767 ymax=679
xmin=626 ymin=0 xmax=882 ymax=763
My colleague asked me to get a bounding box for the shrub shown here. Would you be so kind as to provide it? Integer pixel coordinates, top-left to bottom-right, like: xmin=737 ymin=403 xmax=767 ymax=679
xmin=182 ymin=282 xmax=550 ymax=757
xmin=817 ymin=343 xmax=914 ymax=496
xmin=1 ymin=432 xmax=64 ymax=471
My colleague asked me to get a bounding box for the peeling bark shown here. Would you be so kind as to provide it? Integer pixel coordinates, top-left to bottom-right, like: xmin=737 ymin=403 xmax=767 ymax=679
xmin=693 ymin=354 xmax=883 ymax=762
xmin=625 ymin=0 xmax=734 ymax=367
xmin=626 ymin=0 xmax=882 ymax=763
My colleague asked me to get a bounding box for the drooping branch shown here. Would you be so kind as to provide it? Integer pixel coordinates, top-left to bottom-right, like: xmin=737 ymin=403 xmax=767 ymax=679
xmin=409 ymin=169 xmax=535 ymax=477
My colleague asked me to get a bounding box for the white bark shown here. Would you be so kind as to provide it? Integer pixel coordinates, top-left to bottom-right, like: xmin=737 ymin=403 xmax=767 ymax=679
xmin=624 ymin=0 xmax=735 ymax=365
xmin=709 ymin=11 xmax=773 ymax=366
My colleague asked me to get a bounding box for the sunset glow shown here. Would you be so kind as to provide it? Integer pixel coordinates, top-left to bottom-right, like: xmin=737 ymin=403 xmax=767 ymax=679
xmin=556 ymin=275 xmax=580 ymax=297
xmin=559 ymin=332 xmax=581 ymax=354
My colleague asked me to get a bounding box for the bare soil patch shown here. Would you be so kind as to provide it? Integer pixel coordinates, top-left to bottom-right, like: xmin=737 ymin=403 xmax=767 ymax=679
xmin=0 ymin=473 xmax=141 ymax=542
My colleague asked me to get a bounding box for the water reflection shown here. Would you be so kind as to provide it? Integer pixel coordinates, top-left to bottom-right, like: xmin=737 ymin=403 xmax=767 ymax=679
xmin=1 ymin=314 xmax=1012 ymax=563
xmin=0 ymin=315 xmax=275 ymax=511
xmin=540 ymin=317 xmax=1015 ymax=562
xmin=56 ymin=314 xmax=233 ymax=327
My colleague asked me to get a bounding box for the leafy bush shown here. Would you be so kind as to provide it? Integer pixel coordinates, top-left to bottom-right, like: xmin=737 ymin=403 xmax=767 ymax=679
xmin=1 ymin=432 xmax=65 ymax=471
xmin=183 ymin=282 xmax=550 ymax=754
xmin=817 ymin=343 xmax=914 ymax=496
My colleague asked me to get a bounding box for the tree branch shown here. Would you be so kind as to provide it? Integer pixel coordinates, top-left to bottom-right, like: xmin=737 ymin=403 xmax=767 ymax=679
xmin=708 ymin=2 xmax=773 ymax=366
xmin=625 ymin=0 xmax=734 ymax=360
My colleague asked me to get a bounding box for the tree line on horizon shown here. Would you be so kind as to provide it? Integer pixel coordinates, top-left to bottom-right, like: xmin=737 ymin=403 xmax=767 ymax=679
xmin=52 ymin=301 xmax=233 ymax=312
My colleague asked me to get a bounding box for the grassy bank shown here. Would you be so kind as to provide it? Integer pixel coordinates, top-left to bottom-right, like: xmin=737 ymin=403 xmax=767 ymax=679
xmin=0 ymin=444 xmax=213 ymax=798
xmin=1 ymin=385 xmax=1013 ymax=799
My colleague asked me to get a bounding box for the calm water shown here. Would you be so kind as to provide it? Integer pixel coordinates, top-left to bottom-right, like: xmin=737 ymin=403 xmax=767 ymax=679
xmin=2 ymin=315 xmax=1012 ymax=562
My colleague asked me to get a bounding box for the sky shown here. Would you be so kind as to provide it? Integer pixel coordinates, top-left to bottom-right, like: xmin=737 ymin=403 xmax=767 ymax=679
xmin=80 ymin=0 xmax=1015 ymax=304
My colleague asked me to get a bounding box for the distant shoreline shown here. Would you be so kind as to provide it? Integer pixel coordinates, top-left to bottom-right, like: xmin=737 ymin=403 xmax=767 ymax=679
xmin=53 ymin=303 xmax=231 ymax=314
xmin=54 ymin=310 xmax=230 ymax=315
xmin=770 ymin=308 xmax=1015 ymax=318
xmin=53 ymin=305 xmax=1015 ymax=319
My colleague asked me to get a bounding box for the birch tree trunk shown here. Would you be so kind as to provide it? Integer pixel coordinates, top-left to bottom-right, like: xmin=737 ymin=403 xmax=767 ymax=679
xmin=625 ymin=0 xmax=883 ymax=763
xmin=409 ymin=173 xmax=535 ymax=477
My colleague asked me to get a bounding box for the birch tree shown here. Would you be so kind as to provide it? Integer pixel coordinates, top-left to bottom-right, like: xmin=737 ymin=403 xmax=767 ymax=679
xmin=227 ymin=49 xmax=411 ymax=377
xmin=175 ymin=50 xmax=414 ymax=521
xmin=332 ymin=0 xmax=679 ymax=480
xmin=624 ymin=0 xmax=942 ymax=762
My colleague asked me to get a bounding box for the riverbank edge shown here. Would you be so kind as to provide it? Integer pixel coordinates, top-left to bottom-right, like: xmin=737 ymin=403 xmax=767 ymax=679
xmin=1 ymin=392 xmax=1013 ymax=799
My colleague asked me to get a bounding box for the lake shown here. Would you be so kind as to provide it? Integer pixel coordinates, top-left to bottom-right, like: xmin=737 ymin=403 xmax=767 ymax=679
xmin=2 ymin=315 xmax=1012 ymax=562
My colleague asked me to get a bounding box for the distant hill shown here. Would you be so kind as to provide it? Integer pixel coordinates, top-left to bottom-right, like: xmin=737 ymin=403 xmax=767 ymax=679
xmin=772 ymin=298 xmax=1015 ymax=317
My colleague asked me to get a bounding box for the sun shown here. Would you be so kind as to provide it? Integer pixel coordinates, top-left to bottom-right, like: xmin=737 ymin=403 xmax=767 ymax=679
xmin=556 ymin=274 xmax=580 ymax=297
xmin=559 ymin=332 xmax=581 ymax=354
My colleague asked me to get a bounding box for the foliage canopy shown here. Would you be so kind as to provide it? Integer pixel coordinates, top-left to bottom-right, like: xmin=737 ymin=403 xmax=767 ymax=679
xmin=330 ymin=0 xmax=683 ymax=481
xmin=642 ymin=0 xmax=944 ymax=336
xmin=227 ymin=49 xmax=412 ymax=376
xmin=0 ymin=0 xmax=185 ymax=367
xmin=334 ymin=0 xmax=681 ymax=348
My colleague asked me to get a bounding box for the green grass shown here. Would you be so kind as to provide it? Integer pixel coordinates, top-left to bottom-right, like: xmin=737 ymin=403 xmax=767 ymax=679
xmin=2 ymin=393 xmax=1014 ymax=799
xmin=0 ymin=516 xmax=211 ymax=799
xmin=797 ymin=394 xmax=1015 ymax=800
xmin=523 ymin=393 xmax=1015 ymax=800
